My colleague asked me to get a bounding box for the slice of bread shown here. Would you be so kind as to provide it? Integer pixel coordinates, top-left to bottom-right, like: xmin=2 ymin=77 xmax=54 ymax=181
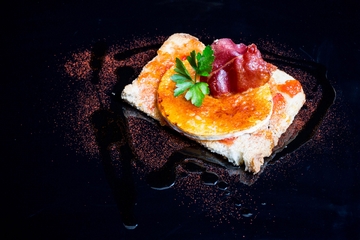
xmin=121 ymin=33 xmax=306 ymax=173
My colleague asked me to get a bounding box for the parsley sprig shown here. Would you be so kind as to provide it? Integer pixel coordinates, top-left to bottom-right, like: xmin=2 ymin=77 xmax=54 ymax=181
xmin=170 ymin=46 xmax=214 ymax=107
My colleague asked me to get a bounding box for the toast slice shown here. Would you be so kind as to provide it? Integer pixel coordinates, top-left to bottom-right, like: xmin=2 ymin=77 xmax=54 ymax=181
xmin=121 ymin=33 xmax=306 ymax=173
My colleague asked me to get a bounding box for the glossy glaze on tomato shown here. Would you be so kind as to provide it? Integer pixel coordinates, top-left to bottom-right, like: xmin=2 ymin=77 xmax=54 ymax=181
xmin=157 ymin=61 xmax=273 ymax=140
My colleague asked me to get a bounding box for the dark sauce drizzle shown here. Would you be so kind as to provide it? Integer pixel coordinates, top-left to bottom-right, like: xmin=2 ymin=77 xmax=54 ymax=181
xmin=87 ymin=39 xmax=335 ymax=229
xmin=88 ymin=41 xmax=140 ymax=230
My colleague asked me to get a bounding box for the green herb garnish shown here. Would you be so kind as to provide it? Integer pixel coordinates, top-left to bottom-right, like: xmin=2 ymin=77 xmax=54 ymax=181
xmin=170 ymin=45 xmax=214 ymax=107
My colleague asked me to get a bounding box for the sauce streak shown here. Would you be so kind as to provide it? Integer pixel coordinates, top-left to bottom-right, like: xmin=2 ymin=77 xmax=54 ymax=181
xmin=277 ymin=80 xmax=302 ymax=97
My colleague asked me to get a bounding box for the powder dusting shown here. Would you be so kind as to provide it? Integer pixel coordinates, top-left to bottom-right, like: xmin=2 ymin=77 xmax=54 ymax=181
xmin=54 ymin=34 xmax=336 ymax=226
xmin=58 ymin=36 xmax=165 ymax=158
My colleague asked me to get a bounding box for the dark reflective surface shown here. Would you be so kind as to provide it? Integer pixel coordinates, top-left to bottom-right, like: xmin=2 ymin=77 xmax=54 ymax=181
xmin=4 ymin=0 xmax=360 ymax=239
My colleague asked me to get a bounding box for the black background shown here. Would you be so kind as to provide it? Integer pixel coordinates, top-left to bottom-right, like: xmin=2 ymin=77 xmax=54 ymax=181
xmin=3 ymin=0 xmax=360 ymax=239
